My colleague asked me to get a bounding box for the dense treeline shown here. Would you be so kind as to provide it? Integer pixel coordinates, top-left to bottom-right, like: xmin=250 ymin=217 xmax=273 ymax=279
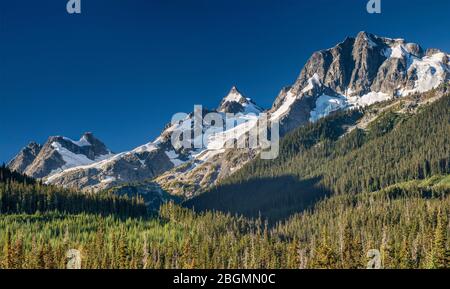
xmin=0 ymin=177 xmax=448 ymax=269
xmin=189 ymin=94 xmax=450 ymax=220
xmin=273 ymin=177 xmax=450 ymax=269
xmin=0 ymin=167 xmax=148 ymax=218
xmin=0 ymin=165 xmax=35 ymax=185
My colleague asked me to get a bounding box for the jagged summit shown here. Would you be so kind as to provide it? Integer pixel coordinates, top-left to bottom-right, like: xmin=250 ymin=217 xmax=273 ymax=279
xmin=270 ymin=31 xmax=449 ymax=135
xmin=7 ymin=142 xmax=42 ymax=174
xmin=217 ymin=86 xmax=263 ymax=114
xmin=8 ymin=133 xmax=114 ymax=179
xmin=26 ymin=141 xmax=42 ymax=152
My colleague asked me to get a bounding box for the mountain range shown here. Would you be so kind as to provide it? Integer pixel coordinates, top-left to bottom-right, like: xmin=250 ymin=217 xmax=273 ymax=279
xmin=8 ymin=32 xmax=450 ymax=198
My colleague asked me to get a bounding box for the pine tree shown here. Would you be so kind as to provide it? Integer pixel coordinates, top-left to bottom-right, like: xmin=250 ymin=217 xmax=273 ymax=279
xmin=430 ymin=209 xmax=449 ymax=269
xmin=311 ymin=230 xmax=339 ymax=269
xmin=2 ymin=229 xmax=12 ymax=269
xmin=398 ymin=238 xmax=412 ymax=269
xmin=94 ymin=222 xmax=106 ymax=268
xmin=342 ymin=223 xmax=363 ymax=269
xmin=142 ymin=234 xmax=149 ymax=269
xmin=117 ymin=229 xmax=129 ymax=269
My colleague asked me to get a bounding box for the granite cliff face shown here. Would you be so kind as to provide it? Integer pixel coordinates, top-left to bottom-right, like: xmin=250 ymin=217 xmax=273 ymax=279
xmin=7 ymin=142 xmax=42 ymax=174
xmin=270 ymin=32 xmax=450 ymax=135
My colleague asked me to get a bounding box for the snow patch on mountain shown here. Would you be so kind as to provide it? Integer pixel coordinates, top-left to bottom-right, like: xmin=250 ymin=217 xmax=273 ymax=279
xmin=133 ymin=143 xmax=158 ymax=154
xmin=401 ymin=52 xmax=449 ymax=95
xmin=389 ymin=45 xmax=409 ymax=59
xmin=309 ymin=91 xmax=394 ymax=122
xmin=63 ymin=136 xmax=91 ymax=147
xmin=242 ymin=100 xmax=264 ymax=115
xmin=51 ymin=142 xmax=94 ymax=170
xmin=222 ymin=87 xmax=246 ymax=103
xmin=207 ymin=114 xmax=259 ymax=151
xmin=165 ymin=150 xmax=185 ymax=167
xmin=349 ymin=92 xmax=392 ymax=107
xmin=101 ymin=176 xmax=117 ymax=184
xmin=302 ymin=73 xmax=322 ymax=93
xmin=310 ymin=95 xmax=348 ymax=122
xmin=49 ymin=142 xmax=114 ymax=175
xmin=271 ymin=91 xmax=297 ymax=121
xmin=218 ymin=86 xmax=263 ymax=115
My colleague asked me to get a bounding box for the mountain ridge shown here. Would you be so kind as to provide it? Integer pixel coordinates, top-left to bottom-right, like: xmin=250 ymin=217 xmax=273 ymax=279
xmin=7 ymin=32 xmax=450 ymax=195
xmin=8 ymin=132 xmax=114 ymax=179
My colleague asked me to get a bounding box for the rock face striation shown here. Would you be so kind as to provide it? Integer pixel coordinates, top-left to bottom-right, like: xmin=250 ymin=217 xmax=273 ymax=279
xmin=270 ymin=32 xmax=449 ymax=135
xmin=7 ymin=142 xmax=42 ymax=174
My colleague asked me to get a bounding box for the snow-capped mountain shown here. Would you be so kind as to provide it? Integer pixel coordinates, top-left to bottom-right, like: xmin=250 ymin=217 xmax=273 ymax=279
xmin=35 ymin=87 xmax=264 ymax=192
xmin=8 ymin=32 xmax=449 ymax=195
xmin=156 ymin=32 xmax=449 ymax=196
xmin=270 ymin=31 xmax=450 ymax=135
xmin=217 ymin=86 xmax=263 ymax=114
xmin=8 ymin=133 xmax=114 ymax=179
xmin=44 ymin=139 xmax=173 ymax=192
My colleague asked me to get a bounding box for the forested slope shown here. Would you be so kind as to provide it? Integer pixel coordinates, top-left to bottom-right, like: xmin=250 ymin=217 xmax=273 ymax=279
xmin=187 ymin=94 xmax=450 ymax=220
xmin=0 ymin=167 xmax=147 ymax=218
xmin=0 ymin=176 xmax=447 ymax=269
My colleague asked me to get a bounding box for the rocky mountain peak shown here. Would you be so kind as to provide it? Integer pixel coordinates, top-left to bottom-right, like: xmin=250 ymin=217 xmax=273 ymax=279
xmin=26 ymin=141 xmax=42 ymax=153
xmin=79 ymin=132 xmax=111 ymax=155
xmin=218 ymin=86 xmax=246 ymax=107
xmin=7 ymin=141 xmax=43 ymax=173
xmin=355 ymin=31 xmax=378 ymax=46
xmin=229 ymin=85 xmax=241 ymax=96
xmin=8 ymin=133 xmax=113 ymax=179
xmin=217 ymin=86 xmax=263 ymax=114
xmin=271 ymin=32 xmax=449 ymax=135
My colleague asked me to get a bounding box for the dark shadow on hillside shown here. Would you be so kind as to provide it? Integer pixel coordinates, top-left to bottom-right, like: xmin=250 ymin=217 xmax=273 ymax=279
xmin=183 ymin=175 xmax=331 ymax=223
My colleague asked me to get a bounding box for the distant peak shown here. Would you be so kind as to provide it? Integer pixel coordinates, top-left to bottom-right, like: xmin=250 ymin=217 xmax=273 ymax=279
xmin=221 ymin=86 xmax=247 ymax=104
xmin=78 ymin=132 xmax=109 ymax=149
xmin=218 ymin=86 xmax=263 ymax=114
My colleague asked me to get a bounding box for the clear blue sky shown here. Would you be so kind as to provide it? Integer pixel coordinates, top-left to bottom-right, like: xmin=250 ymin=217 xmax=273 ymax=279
xmin=1 ymin=0 xmax=449 ymax=163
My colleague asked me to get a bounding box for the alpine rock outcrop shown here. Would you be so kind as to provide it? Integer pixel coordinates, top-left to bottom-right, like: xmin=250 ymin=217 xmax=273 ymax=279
xmin=270 ymin=31 xmax=449 ymax=135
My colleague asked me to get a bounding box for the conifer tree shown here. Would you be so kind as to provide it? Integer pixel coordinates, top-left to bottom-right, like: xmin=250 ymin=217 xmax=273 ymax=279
xmin=117 ymin=229 xmax=129 ymax=269
xmin=430 ymin=209 xmax=449 ymax=269
xmin=342 ymin=223 xmax=362 ymax=269
xmin=311 ymin=230 xmax=338 ymax=269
